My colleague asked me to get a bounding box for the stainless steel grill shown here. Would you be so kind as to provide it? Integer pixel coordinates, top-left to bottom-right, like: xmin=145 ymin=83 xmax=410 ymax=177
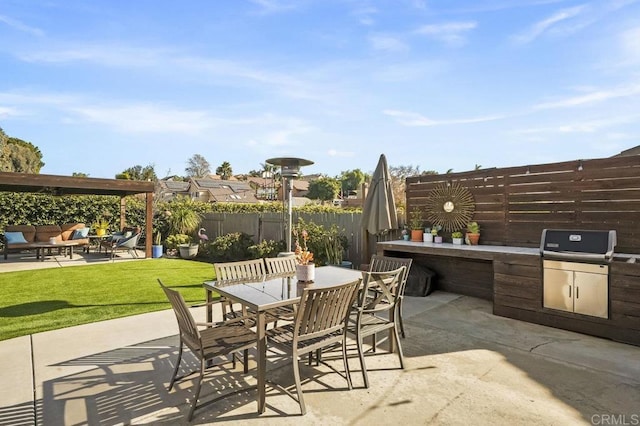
xmin=540 ymin=229 xmax=617 ymax=263
xmin=540 ymin=229 xmax=616 ymax=319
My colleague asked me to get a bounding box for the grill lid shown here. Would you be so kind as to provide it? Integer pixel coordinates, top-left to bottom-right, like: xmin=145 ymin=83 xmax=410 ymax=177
xmin=540 ymin=229 xmax=617 ymax=262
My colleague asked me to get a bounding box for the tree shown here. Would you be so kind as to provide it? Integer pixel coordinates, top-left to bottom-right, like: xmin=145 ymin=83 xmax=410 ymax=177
xmin=185 ymin=154 xmax=210 ymax=178
xmin=0 ymin=128 xmax=9 ymax=172
xmin=340 ymin=169 xmax=367 ymax=196
xmin=216 ymin=161 xmax=233 ymax=180
xmin=115 ymin=164 xmax=157 ymax=181
xmin=307 ymin=177 xmax=340 ymax=201
xmin=388 ymin=165 xmax=437 ymax=209
xmin=1 ymin=137 xmax=45 ymax=173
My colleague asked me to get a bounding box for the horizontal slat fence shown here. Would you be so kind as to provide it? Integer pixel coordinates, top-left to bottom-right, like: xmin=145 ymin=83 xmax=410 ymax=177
xmin=406 ymin=155 xmax=640 ymax=253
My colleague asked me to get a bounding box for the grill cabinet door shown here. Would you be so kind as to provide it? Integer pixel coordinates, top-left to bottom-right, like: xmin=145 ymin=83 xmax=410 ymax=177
xmin=574 ymin=264 xmax=608 ymax=319
xmin=543 ymin=261 xmax=573 ymax=313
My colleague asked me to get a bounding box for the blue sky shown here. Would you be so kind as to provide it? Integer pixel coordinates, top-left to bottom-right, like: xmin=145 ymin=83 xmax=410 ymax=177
xmin=1 ymin=0 xmax=639 ymax=179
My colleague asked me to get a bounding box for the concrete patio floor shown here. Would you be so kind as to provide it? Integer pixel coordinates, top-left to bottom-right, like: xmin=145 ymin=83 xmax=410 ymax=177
xmin=0 ymin=258 xmax=639 ymax=425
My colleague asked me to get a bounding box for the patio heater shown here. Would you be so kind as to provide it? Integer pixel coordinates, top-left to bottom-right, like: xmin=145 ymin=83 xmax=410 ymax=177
xmin=266 ymin=157 xmax=314 ymax=255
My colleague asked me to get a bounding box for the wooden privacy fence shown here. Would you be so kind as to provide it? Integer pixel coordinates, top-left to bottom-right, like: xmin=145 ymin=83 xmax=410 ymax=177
xmin=406 ymin=154 xmax=640 ymax=253
xmin=199 ymin=212 xmax=402 ymax=268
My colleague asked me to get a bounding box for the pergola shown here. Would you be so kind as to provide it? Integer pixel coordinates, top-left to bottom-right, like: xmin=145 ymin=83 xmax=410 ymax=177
xmin=0 ymin=171 xmax=155 ymax=257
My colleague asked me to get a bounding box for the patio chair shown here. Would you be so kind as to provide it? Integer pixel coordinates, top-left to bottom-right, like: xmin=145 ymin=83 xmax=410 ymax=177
xmin=368 ymin=255 xmax=413 ymax=338
xmin=214 ymin=259 xmax=266 ymax=321
xmin=351 ymin=266 xmax=406 ymax=389
xmin=100 ymin=232 xmax=141 ymax=260
xmin=158 ymin=279 xmax=257 ymax=421
xmin=264 ymin=255 xmax=297 ymax=277
xmin=266 ymin=279 xmax=361 ymax=415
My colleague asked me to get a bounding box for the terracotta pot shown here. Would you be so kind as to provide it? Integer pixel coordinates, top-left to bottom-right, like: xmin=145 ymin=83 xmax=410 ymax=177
xmin=467 ymin=233 xmax=480 ymax=245
xmin=410 ymin=229 xmax=423 ymax=242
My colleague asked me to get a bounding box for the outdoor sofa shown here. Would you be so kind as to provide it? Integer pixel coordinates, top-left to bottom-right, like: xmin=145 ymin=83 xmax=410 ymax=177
xmin=2 ymin=223 xmax=90 ymax=259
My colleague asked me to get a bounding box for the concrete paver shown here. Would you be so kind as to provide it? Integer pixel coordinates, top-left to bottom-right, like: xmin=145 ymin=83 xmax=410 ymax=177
xmin=1 ymin=269 xmax=639 ymax=425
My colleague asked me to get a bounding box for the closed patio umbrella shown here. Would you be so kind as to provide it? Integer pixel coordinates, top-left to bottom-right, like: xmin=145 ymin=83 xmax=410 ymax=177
xmin=361 ymin=154 xmax=398 ymax=261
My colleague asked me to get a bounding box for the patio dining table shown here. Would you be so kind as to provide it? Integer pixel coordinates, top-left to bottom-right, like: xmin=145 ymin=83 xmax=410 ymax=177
xmin=203 ymin=265 xmax=364 ymax=414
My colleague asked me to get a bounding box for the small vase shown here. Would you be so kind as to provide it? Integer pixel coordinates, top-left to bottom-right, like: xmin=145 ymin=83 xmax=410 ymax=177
xmin=296 ymin=263 xmax=315 ymax=282
xmin=452 ymin=237 xmax=463 ymax=245
xmin=434 ymin=236 xmax=443 ymax=243
xmin=402 ymin=234 xmax=409 ymax=241
xmin=423 ymin=233 xmax=433 ymax=243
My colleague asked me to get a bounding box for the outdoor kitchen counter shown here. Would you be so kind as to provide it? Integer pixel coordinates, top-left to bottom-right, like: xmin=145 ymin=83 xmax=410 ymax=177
xmin=377 ymin=240 xmax=540 ymax=260
xmin=377 ymin=240 xmax=640 ymax=346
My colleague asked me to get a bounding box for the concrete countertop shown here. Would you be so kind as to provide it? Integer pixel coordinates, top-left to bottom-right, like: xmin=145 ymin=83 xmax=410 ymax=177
xmin=377 ymin=240 xmax=540 ymax=261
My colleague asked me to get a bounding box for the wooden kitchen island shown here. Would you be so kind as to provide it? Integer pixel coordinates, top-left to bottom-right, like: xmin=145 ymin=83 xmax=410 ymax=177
xmin=378 ymin=240 xmax=640 ymax=346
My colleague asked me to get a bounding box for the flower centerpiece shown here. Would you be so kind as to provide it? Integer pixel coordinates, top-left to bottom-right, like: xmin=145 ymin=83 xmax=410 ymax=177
xmin=294 ymin=229 xmax=315 ymax=282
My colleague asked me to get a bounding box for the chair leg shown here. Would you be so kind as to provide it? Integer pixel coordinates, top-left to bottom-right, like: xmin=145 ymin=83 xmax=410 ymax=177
xmin=188 ymin=357 xmax=206 ymax=421
xmin=168 ymin=342 xmax=184 ymax=391
xmin=393 ymin=323 xmax=405 ymax=369
xmin=292 ymin=354 xmax=306 ymax=415
xmin=398 ymin=299 xmax=406 ymax=338
xmin=356 ymin=332 xmax=369 ymax=388
xmin=342 ymin=333 xmax=353 ymax=390
xmin=243 ymin=349 xmax=249 ymax=374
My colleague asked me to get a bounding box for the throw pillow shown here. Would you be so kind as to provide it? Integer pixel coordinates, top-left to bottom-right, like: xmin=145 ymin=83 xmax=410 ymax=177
xmin=72 ymin=228 xmax=90 ymax=239
xmin=4 ymin=231 xmax=28 ymax=244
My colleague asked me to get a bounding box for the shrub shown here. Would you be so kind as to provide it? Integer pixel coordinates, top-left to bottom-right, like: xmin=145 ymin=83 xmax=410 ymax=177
xmin=202 ymin=232 xmax=256 ymax=262
xmin=247 ymin=239 xmax=286 ymax=259
xmin=293 ymin=218 xmax=349 ymax=266
xmin=165 ymin=233 xmax=191 ymax=249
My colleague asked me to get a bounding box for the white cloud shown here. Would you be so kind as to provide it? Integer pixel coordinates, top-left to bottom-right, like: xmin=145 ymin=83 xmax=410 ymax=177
xmin=533 ymin=84 xmax=640 ymax=109
xmin=0 ymin=14 xmax=44 ymax=36
xmin=369 ymin=34 xmax=409 ymax=52
xmin=17 ymin=43 xmax=335 ymax=103
xmin=414 ymin=21 xmax=477 ymax=47
xmin=620 ymin=27 xmax=640 ymax=62
xmin=512 ymin=5 xmax=587 ymax=44
xmin=515 ymin=114 xmax=640 ymax=134
xmin=384 ymin=109 xmax=504 ymax=126
xmin=352 ymin=6 xmax=378 ymax=26
xmin=249 ymin=0 xmax=297 ymax=14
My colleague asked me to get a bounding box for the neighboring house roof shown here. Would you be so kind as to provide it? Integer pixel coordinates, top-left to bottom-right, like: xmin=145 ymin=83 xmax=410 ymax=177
xmin=156 ymin=179 xmax=190 ymax=199
xmin=300 ymin=173 xmax=323 ymax=182
xmin=291 ymin=179 xmax=309 ymax=191
xmin=189 ymin=178 xmax=258 ymax=203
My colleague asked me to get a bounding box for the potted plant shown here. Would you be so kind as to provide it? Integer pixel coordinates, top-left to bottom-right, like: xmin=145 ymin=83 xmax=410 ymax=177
xmin=451 ymin=231 xmax=464 ymax=245
xmin=92 ymin=219 xmax=110 ymax=236
xmin=431 ymin=225 xmax=443 ymax=243
xmin=408 ymin=209 xmax=424 ymax=242
xmin=466 ymin=221 xmax=480 ymax=245
xmin=401 ymin=226 xmax=409 ymax=241
xmin=167 ymin=198 xmax=203 ymax=259
xmin=423 ymin=226 xmax=433 ymax=243
xmin=152 ymin=231 xmax=163 ymax=258
xmin=294 ymin=229 xmax=315 ymax=282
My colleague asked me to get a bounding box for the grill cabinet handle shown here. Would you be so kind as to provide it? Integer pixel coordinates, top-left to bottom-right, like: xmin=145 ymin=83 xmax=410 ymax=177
xmin=576 ymin=286 xmax=579 ymax=299
xmin=568 ymin=286 xmax=571 ymax=298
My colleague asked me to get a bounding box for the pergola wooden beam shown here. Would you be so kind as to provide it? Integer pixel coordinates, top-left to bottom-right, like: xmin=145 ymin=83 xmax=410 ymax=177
xmin=0 ymin=171 xmax=156 ymax=258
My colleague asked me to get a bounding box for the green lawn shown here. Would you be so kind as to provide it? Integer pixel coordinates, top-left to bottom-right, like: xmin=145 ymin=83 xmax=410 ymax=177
xmin=0 ymin=259 xmax=216 ymax=341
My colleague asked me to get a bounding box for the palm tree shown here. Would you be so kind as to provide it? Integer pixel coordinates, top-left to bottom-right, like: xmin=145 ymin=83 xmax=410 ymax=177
xmin=216 ymin=161 xmax=233 ymax=180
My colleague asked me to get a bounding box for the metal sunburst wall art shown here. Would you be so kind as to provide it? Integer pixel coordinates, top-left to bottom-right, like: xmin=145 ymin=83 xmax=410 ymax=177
xmin=425 ymin=183 xmax=475 ymax=232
